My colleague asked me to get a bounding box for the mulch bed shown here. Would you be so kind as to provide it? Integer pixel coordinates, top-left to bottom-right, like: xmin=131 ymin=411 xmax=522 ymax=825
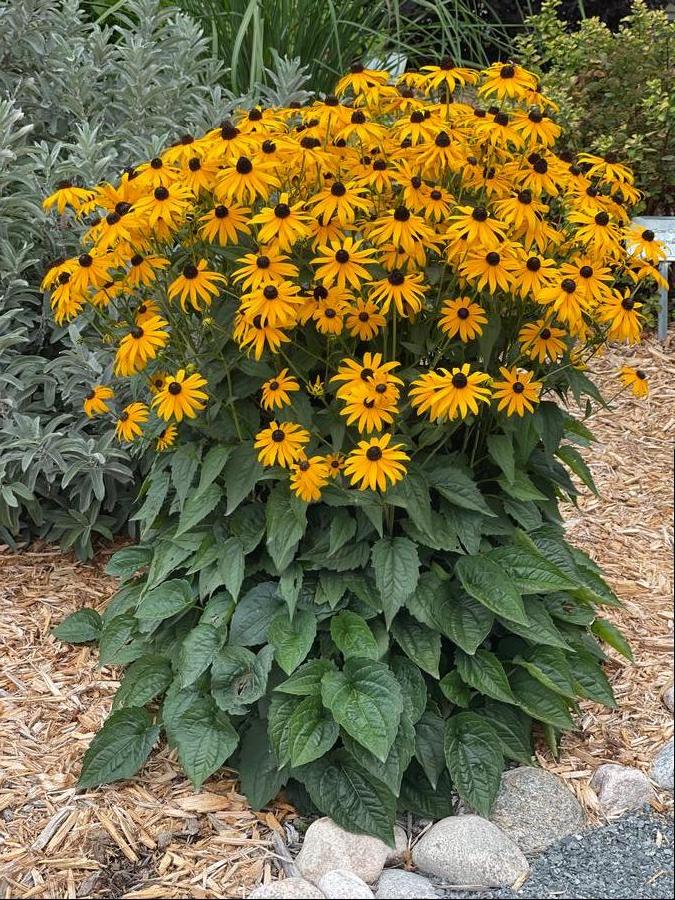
xmin=1 ymin=335 xmax=673 ymax=899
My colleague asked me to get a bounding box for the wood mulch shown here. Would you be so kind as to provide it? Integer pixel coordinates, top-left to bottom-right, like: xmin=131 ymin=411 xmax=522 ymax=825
xmin=1 ymin=335 xmax=673 ymax=899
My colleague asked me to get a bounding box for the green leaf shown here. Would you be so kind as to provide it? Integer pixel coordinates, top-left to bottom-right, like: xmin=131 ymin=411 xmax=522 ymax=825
xmin=145 ymin=540 xmax=195 ymax=590
xmin=278 ymin=563 xmax=303 ymax=619
xmin=99 ymin=613 xmax=146 ymax=667
xmin=391 ymin=612 xmax=441 ymax=678
xmin=239 ymin=718 xmax=288 ymax=809
xmin=488 ymin=546 xmax=577 ymax=594
xmin=439 ymin=670 xmax=472 ymax=707
xmin=218 ymin=537 xmax=245 ymax=601
xmin=390 ymin=656 xmax=427 ymax=724
xmin=315 ymin=571 xmax=348 ymax=608
xmin=455 ymin=648 xmax=516 ymax=705
xmin=53 ymin=608 xmax=102 ymax=643
xmin=136 ymin=579 xmax=195 ymax=621
xmin=498 ymin=470 xmax=548 ymax=502
xmin=444 ymin=712 xmax=504 ymax=816
xmin=440 ymin=590 xmax=494 ymax=656
xmin=455 ymin=555 xmax=528 ymax=625
xmin=198 ymin=446 xmax=233 ymax=494
xmin=112 ymin=655 xmax=172 ymax=710
xmin=229 ymin=582 xmax=283 ymax=646
xmin=534 ymin=401 xmax=566 ymax=456
xmin=503 ymin=498 xmax=543 ymax=531
xmin=487 ymin=433 xmax=515 ymax=483
xmin=497 ymin=596 xmax=571 ymax=650
xmin=414 ymin=710 xmax=447 ymax=790
xmin=162 ymin=682 xmax=203 ymax=747
xmin=591 ymin=617 xmax=633 ymax=661
xmin=223 ymin=443 xmax=263 ymax=514
xmin=176 ymin=483 xmax=221 ymax=537
xmin=266 ymin=483 xmax=307 ymax=570
xmin=78 ymin=708 xmax=160 ymax=788
xmin=178 ymin=623 xmax=221 ymax=687
xmin=275 ymin=659 xmax=337 ymax=696
xmin=428 ymin=467 xmax=496 ymax=516
xmin=328 ymin=509 xmax=357 ymax=557
xmin=484 ymin=699 xmax=534 ymax=765
xmin=371 ymin=536 xmax=420 ymax=626
xmin=229 ymin=503 xmax=266 ymax=554
xmin=510 ymin=668 xmax=575 ymax=729
xmin=569 ymin=651 xmax=617 ymax=708
xmin=513 ymin=647 xmax=577 ymax=699
xmin=330 ymin=611 xmax=379 ymax=660
xmin=211 ymin=645 xmax=274 ymax=713
xmin=132 ymin=471 xmax=170 ymax=535
xmin=556 ymin=445 xmax=598 ymax=496
xmin=286 ymin=696 xmax=340 ymax=767
xmin=387 ymin=467 xmax=433 ymax=534
xmin=399 ymin=763 xmax=454 ymax=820
xmin=299 ymin=751 xmax=396 ymax=846
xmin=173 ymin=697 xmax=238 ymax=789
xmin=200 ymin=593 xmax=235 ymax=628
xmin=269 ymin=608 xmax=317 ymax=674
xmin=321 ymin=658 xmax=402 ymax=763
xmin=343 ymin=712 xmax=415 ymax=797
xmin=172 ymin=444 xmax=200 ymax=509
xmin=268 ymin=693 xmax=299 ymax=766
xmin=105 ymin=546 xmax=152 ymax=579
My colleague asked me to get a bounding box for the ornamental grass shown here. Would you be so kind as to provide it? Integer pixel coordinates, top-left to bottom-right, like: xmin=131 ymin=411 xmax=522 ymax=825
xmin=48 ymin=60 xmax=664 ymax=843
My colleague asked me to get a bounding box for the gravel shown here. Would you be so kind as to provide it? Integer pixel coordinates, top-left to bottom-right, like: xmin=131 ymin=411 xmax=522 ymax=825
xmin=434 ymin=809 xmax=673 ymax=900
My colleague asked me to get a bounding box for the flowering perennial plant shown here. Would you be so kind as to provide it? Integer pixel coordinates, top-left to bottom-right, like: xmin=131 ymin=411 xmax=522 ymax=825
xmin=52 ymin=60 xmax=660 ymax=842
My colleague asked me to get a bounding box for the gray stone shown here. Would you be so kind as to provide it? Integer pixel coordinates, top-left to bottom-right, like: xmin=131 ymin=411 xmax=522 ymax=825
xmin=650 ymin=738 xmax=674 ymax=791
xmin=384 ymin=826 xmax=408 ymax=867
xmin=317 ymin=870 xmax=374 ymax=898
xmin=663 ymin=685 xmax=674 ymax=713
xmin=411 ymin=815 xmax=529 ymax=887
xmin=591 ymin=764 xmax=654 ymax=815
xmin=488 ymin=766 xmax=585 ymax=855
xmin=296 ymin=818 xmax=390 ymax=885
xmin=375 ymin=869 xmax=439 ymax=898
xmin=248 ymin=877 xmax=325 ymax=898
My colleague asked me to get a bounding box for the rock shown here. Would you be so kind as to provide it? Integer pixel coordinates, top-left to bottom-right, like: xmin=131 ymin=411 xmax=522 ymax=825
xmin=590 ymin=764 xmax=654 ymax=815
xmin=317 ymin=870 xmax=374 ymax=898
xmin=650 ymin=738 xmax=674 ymax=791
xmin=375 ymin=869 xmax=439 ymax=898
xmin=663 ymin=685 xmax=674 ymax=714
xmin=488 ymin=766 xmax=585 ymax=855
xmin=384 ymin=826 xmax=408 ymax=866
xmin=296 ymin=818 xmax=390 ymax=885
xmin=411 ymin=815 xmax=529 ymax=887
xmin=248 ymin=877 xmax=325 ymax=898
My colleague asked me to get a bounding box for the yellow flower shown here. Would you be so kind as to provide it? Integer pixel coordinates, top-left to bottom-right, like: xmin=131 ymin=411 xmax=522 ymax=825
xmin=618 ymin=366 xmax=649 ymax=398
xmin=216 ymin=155 xmax=280 ymax=203
xmin=152 ymin=370 xmax=208 ymax=421
xmin=368 ymin=269 xmax=427 ymax=317
xmin=325 ymin=453 xmax=345 ymax=477
xmin=233 ymin=250 xmax=298 ymax=291
xmin=198 ymin=202 xmax=251 ymax=245
xmin=460 ymin=246 xmax=519 ymax=294
xmin=115 ymin=402 xmax=149 ymax=442
xmin=243 ymin=280 xmax=303 ymax=328
xmin=114 ymin=315 xmax=169 ymax=376
xmin=251 ymin=194 xmax=312 ymax=250
xmin=309 ymin=180 xmax=372 ymax=225
xmin=135 ymin=183 xmax=193 ymax=230
xmin=233 ymin=313 xmax=290 ymax=359
xmin=409 ymin=364 xmax=491 ymax=421
xmin=126 ymin=254 xmax=170 ymax=289
xmin=83 ymin=385 xmax=114 ymax=417
xmin=254 ymin=421 xmax=310 ymax=468
xmin=598 ymin=290 xmax=643 ymax=344
xmin=312 ymin=287 xmax=349 ymax=335
xmin=368 ymin=205 xmax=436 ymax=256
xmin=261 ymin=369 xmax=300 ymax=410
xmin=438 ymin=297 xmax=487 ymax=342
xmin=518 ymin=320 xmax=567 ymax=363
xmin=156 ymin=424 xmax=178 ymax=451
xmin=43 ymin=181 xmax=95 ymax=214
xmin=492 ymin=367 xmax=542 ymax=416
xmin=479 ymin=62 xmax=537 ymax=101
xmin=290 ymin=454 xmax=330 ymax=502
xmin=331 ymin=353 xmax=403 ymax=401
xmin=446 ymin=205 xmax=507 ymax=248
xmin=168 ymin=260 xmax=226 ymax=312
xmin=343 ymin=434 xmax=409 ymax=492
xmin=306 ymin=376 xmax=325 ymax=397
xmin=312 ymin=237 xmax=377 ymax=290
xmin=345 ymin=299 xmax=386 ymax=341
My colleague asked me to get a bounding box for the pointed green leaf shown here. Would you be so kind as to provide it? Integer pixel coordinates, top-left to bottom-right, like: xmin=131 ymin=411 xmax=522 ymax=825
xmin=371 ymin=536 xmax=420 ymax=626
xmin=455 ymin=555 xmax=527 ymax=625
xmin=78 ymin=708 xmax=160 ymax=788
xmin=269 ymin=608 xmax=317 ymax=674
xmin=444 ymin=712 xmax=503 ymax=816
xmin=330 ymin=611 xmax=380 ymax=660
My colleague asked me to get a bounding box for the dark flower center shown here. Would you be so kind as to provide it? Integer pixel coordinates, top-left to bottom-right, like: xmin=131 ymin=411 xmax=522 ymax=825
xmin=183 ymin=264 xmax=199 ymax=279
xmin=263 ymin=285 xmax=278 ymax=300
xmin=366 ymin=445 xmax=383 ymax=461
xmin=594 ymin=211 xmax=609 ymax=226
xmin=271 ymin=428 xmax=286 ymax=443
xmin=636 ymin=369 xmax=646 ymax=379
xmin=472 ymin=206 xmax=488 ymax=221
xmin=119 ymin=412 xmax=129 ymax=421
xmin=394 ymin=205 xmax=410 ymax=221
xmin=351 ymin=110 xmax=366 ymax=125
xmin=274 ymin=203 xmax=291 ymax=219
xmin=440 ymin=56 xmax=455 ymax=70
xmin=411 ymin=176 xmax=422 ymax=188
xmin=78 ymin=253 xmax=93 ymax=268
xmin=604 ymin=151 xmax=618 ymax=163
xmin=457 ymin=307 xmax=470 ymax=319
xmin=236 ymin=157 xmax=253 ymax=174
xmin=410 ymin=111 xmax=425 ymax=124
xmin=150 ymin=157 xmax=163 ymax=169
xmin=494 ymin=112 xmax=509 ymax=126
xmin=473 ymin=108 xmax=486 ymax=119
xmin=130 ymin=326 xmax=144 ymax=339
xmin=526 ymin=257 xmax=541 ymax=271
xmin=435 ymin=131 xmax=451 ymax=147
xmin=513 ymin=381 xmax=525 ymax=394
xmin=642 ymin=229 xmax=655 ymax=242
xmin=373 ymin=159 xmax=387 ymax=171
xmin=116 ymin=201 xmax=132 ymax=216
xmin=86 ymin=389 xmax=96 ymax=400
xmin=249 ymin=108 xmax=263 ymax=121
xmin=622 ymin=297 xmax=635 ymax=310
xmin=430 ymin=190 xmax=442 ymax=200
xmin=358 ymin=311 xmax=370 ymax=322
xmin=58 ymin=272 xmax=71 ymax=284
xmin=314 ymin=285 xmax=328 ymax=300
xmin=297 ymin=459 xmax=310 ymax=471
xmin=214 ymin=205 xmax=229 ymax=218
xmin=269 ymin=380 xmax=280 ymax=391
xmin=335 ymin=249 xmax=350 ymax=264
xmin=364 ymin=398 xmax=375 ymax=408
xmin=300 ymin=136 xmax=321 ymax=149
xmin=561 ymin=278 xmax=576 ymax=293
xmin=518 ymin=189 xmax=533 ymax=204
xmin=361 ymin=367 xmax=374 ymax=381
xmin=262 ymin=140 xmax=276 ymax=153
xmin=533 ymin=159 xmax=548 ymax=174
xmin=452 ymin=372 xmax=468 ymax=388
xmin=154 ymin=186 xmax=169 ymax=200
xmin=388 ymin=269 xmax=405 ymax=286
xmin=57 ymin=179 xmax=73 ymax=189
xmin=486 ymin=251 xmax=501 ymax=266
xmin=540 ymin=328 xmax=552 ymax=340
xmin=221 ymin=122 xmax=240 ymax=140
xmin=188 ymin=157 xmax=201 ymax=171
xmin=257 ymin=255 xmax=270 ymax=269
xmin=106 ymin=211 xmax=120 ymax=225
xmin=331 ymin=182 xmax=347 ymax=197
xmin=168 ymin=381 xmax=182 ymax=395
xmin=586 ymin=185 xmax=598 ymax=197
xmin=579 ymin=265 xmax=593 ymax=278
xmin=324 ymin=308 xmax=337 ymax=318
xmin=500 ymin=64 xmax=515 ymax=79
xmin=528 ymin=109 xmax=544 ymax=123
xmin=375 ymin=383 xmax=387 ymax=394
xmin=351 ymin=62 xmax=364 ymax=73
xmin=325 ymin=95 xmax=339 ymax=106
xmin=137 ymin=304 xmax=147 ymax=314
xmin=180 ymin=133 xmax=194 ymax=145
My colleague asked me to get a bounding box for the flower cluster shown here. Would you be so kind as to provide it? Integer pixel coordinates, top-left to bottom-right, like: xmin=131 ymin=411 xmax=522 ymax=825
xmin=44 ymin=60 xmax=663 ymax=497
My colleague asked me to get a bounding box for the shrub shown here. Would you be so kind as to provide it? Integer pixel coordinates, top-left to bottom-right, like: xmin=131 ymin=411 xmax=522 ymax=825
xmin=53 ymin=59 xmax=662 ymax=841
xmin=0 ymin=0 xmax=308 ymax=556
xmin=516 ymin=0 xmax=675 ymax=215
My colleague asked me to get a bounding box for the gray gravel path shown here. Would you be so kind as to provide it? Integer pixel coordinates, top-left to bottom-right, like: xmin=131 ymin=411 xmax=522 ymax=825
xmin=439 ymin=809 xmax=673 ymax=900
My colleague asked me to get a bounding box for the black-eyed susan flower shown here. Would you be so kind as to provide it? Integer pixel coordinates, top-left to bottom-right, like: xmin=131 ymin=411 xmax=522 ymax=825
xmin=409 ymin=364 xmax=491 ymax=421
xmin=368 ymin=205 xmax=436 ymax=256
xmin=492 ymin=367 xmax=542 ymax=416
xmin=83 ymin=385 xmax=114 ymax=417
xmin=313 ymin=292 xmax=348 ymax=335
xmin=216 ymin=155 xmax=280 ymax=204
xmin=243 ymin=280 xmax=303 ymax=328
xmin=114 ymin=315 xmax=169 ymax=376
xmin=368 ymin=268 xmax=427 ymax=317
xmin=624 ymin=225 xmax=667 ymax=265
xmin=134 ymin=299 xmax=162 ymax=325
xmin=577 ymin=152 xmax=634 ymax=186
xmin=43 ymin=181 xmax=96 ymax=214
xmin=254 ymin=421 xmax=310 ymax=468
xmin=136 ymin=183 xmax=193 ymax=230
xmin=325 ymin=453 xmax=345 ymax=477
xmin=536 ymin=276 xmax=588 ymax=329
xmin=335 ymin=63 xmax=390 ymax=99
xmin=511 ymin=252 xmax=557 ymax=299
xmin=568 ymin=209 xmax=622 ymax=256
xmin=460 ymin=245 xmax=519 ymax=294
xmin=152 ymin=369 xmax=208 ymax=422
xmin=479 ymin=62 xmax=537 ymax=101
xmin=126 ymin=253 xmax=170 ymax=288
xmin=343 ymin=434 xmax=409 ymax=492
xmin=345 ymin=299 xmax=386 ymax=341
xmin=198 ymin=202 xmax=251 ymax=245
xmin=618 ymin=365 xmax=649 ymax=398
xmin=331 ymin=353 xmax=403 ymax=401
xmin=340 ymin=378 xmax=399 ymax=434
xmin=148 ymin=371 xmax=169 ymax=394
xmin=233 ymin=250 xmax=299 ymax=291
xmin=598 ymin=290 xmax=643 ymax=344
xmin=68 ymin=251 xmax=111 ymax=294
xmin=115 ymin=402 xmax=149 ymax=442
xmin=156 ymin=424 xmax=178 ymax=451
xmin=422 ymin=186 xmax=453 ymax=223
xmin=312 ymin=237 xmax=377 ymax=289
xmin=261 ymin=369 xmax=300 ymax=411
xmin=560 ymin=257 xmax=613 ymax=304
xmin=168 ymin=260 xmax=226 ymax=312
xmin=309 ymin=180 xmax=372 ymax=225
xmin=233 ymin=312 xmax=291 ymax=359
xmin=290 ymin=454 xmax=330 ymax=502
xmin=438 ymin=297 xmax=487 ymax=342
xmin=512 ymin=108 xmax=561 ymax=148
xmin=446 ymin=205 xmax=507 ymax=248
xmin=518 ymin=320 xmax=567 ymax=363
xmin=251 ymin=194 xmax=312 ymax=250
